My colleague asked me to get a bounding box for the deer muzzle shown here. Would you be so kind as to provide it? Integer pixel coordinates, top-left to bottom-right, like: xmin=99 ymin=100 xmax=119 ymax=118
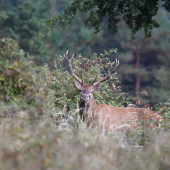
xmin=81 ymin=94 xmax=90 ymax=101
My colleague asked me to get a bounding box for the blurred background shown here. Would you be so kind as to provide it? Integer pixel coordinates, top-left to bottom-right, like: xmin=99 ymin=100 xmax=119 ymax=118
xmin=0 ymin=0 xmax=170 ymax=105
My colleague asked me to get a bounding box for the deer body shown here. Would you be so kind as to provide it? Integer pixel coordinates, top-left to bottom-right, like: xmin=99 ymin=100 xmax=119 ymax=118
xmin=78 ymin=85 xmax=162 ymax=131
xmin=64 ymin=51 xmax=163 ymax=131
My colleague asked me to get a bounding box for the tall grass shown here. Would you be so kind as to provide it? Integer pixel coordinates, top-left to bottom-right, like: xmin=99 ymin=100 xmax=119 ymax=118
xmin=0 ymin=107 xmax=170 ymax=170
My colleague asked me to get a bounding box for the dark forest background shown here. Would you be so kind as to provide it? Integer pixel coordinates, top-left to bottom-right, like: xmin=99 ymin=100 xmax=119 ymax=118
xmin=0 ymin=0 xmax=170 ymax=105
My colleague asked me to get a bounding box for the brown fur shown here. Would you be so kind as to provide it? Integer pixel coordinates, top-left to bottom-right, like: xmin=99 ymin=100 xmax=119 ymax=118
xmin=78 ymin=85 xmax=163 ymax=131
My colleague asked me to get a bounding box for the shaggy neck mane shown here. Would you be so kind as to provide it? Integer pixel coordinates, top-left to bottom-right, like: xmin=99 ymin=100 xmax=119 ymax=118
xmin=79 ymin=96 xmax=98 ymax=121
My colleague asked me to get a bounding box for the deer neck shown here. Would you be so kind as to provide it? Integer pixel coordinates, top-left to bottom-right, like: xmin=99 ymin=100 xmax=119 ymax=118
xmin=79 ymin=95 xmax=97 ymax=121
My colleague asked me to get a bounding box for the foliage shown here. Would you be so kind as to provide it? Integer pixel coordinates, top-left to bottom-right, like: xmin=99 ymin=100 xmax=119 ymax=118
xmin=47 ymin=0 xmax=170 ymax=39
xmin=0 ymin=38 xmax=56 ymax=121
xmin=46 ymin=0 xmax=104 ymax=58
xmin=153 ymin=99 xmax=170 ymax=128
xmin=0 ymin=37 xmax=32 ymax=101
xmin=0 ymin=11 xmax=8 ymax=20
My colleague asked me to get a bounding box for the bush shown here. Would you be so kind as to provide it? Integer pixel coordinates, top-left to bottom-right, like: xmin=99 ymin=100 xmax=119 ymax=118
xmin=0 ymin=38 xmax=55 ymax=121
xmin=0 ymin=37 xmax=34 ymax=101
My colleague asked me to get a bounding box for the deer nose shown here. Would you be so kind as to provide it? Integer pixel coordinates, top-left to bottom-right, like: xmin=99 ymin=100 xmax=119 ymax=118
xmin=81 ymin=94 xmax=89 ymax=101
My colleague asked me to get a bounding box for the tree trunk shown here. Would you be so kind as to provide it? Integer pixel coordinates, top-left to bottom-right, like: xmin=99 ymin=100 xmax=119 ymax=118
xmin=135 ymin=47 xmax=140 ymax=97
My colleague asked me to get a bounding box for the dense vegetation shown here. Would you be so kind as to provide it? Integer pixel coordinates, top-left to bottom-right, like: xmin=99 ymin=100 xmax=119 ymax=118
xmin=0 ymin=0 xmax=170 ymax=169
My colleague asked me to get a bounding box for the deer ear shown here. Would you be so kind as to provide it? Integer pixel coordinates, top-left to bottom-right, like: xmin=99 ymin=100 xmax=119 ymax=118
xmin=93 ymin=84 xmax=102 ymax=92
xmin=75 ymin=81 xmax=82 ymax=90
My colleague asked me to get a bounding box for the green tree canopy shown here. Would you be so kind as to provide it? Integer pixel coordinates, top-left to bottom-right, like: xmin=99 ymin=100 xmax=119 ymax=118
xmin=47 ymin=0 xmax=170 ymax=39
xmin=0 ymin=0 xmax=53 ymax=65
xmin=112 ymin=6 xmax=170 ymax=104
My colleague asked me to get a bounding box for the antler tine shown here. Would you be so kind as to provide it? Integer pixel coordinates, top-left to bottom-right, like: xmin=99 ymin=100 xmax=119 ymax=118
xmin=93 ymin=59 xmax=119 ymax=86
xmin=64 ymin=50 xmax=68 ymax=61
xmin=81 ymin=70 xmax=84 ymax=84
xmin=64 ymin=50 xmax=82 ymax=84
xmin=91 ymin=73 xmax=98 ymax=85
xmin=109 ymin=58 xmax=119 ymax=71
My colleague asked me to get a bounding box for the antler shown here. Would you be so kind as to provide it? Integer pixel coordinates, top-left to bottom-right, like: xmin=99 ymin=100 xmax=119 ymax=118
xmin=64 ymin=50 xmax=83 ymax=84
xmin=81 ymin=70 xmax=84 ymax=84
xmin=92 ymin=59 xmax=119 ymax=86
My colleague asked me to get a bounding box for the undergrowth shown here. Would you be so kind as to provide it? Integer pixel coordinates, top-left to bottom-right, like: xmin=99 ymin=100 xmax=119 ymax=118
xmin=0 ymin=110 xmax=170 ymax=170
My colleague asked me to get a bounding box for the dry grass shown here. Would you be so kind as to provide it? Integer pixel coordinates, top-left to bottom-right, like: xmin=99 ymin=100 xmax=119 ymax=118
xmin=0 ymin=107 xmax=170 ymax=170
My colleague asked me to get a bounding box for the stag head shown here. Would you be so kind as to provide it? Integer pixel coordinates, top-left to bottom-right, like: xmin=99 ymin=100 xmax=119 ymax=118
xmin=64 ymin=50 xmax=119 ymax=102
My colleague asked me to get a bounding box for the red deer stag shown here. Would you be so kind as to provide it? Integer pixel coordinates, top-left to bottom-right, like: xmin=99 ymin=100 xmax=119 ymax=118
xmin=64 ymin=51 xmax=163 ymax=131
